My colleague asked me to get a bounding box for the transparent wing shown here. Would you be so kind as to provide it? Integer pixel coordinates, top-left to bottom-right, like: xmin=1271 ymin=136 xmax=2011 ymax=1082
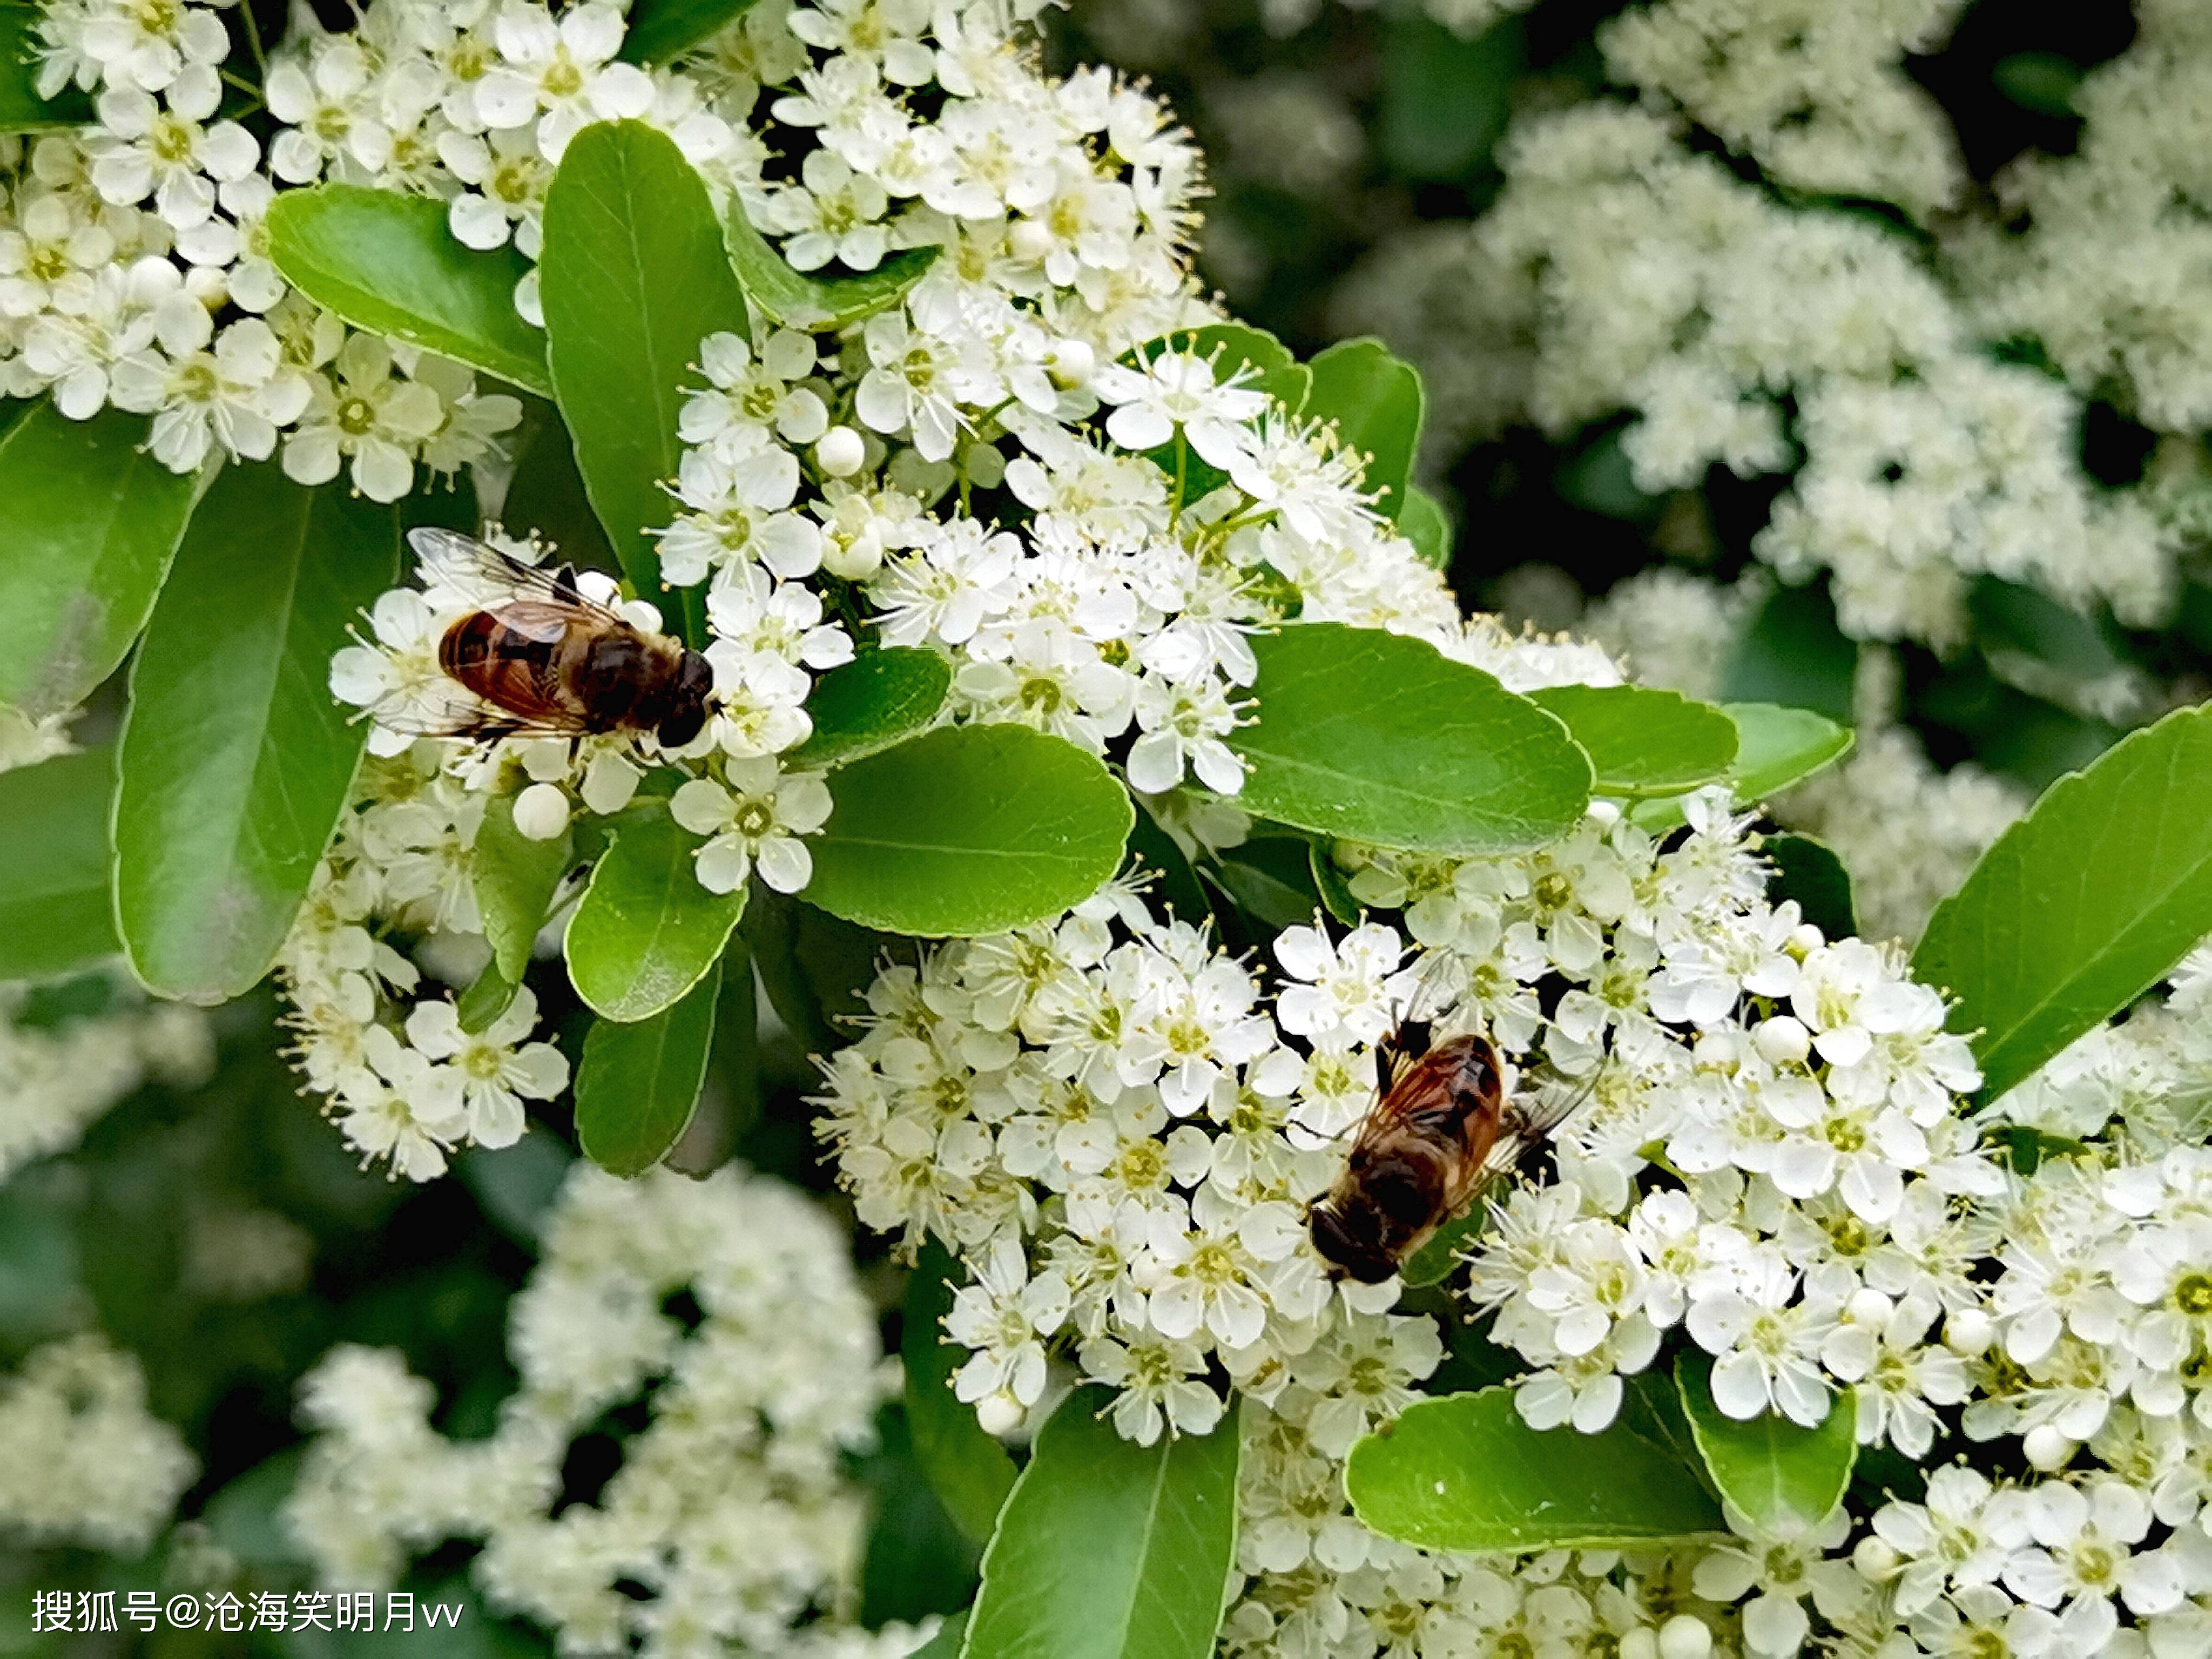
xmin=406 ymin=527 xmax=628 ymax=626
xmin=1374 ymin=950 xmax=1471 ymax=1092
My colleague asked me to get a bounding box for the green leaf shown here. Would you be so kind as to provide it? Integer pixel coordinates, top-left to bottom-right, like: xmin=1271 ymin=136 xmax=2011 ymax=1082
xmin=541 ymin=121 xmax=749 ymax=633
xmin=1345 ymin=1387 xmax=1725 ymax=1553
xmin=864 ymin=1403 xmax=984 ymax=1626
xmin=499 ymin=395 xmax=619 ymax=572
xmin=1309 ymin=839 xmax=1361 ymax=925
xmin=1676 ymin=1351 xmax=1857 ymax=1535
xmin=617 ymin=0 xmax=764 ymax=64
xmin=916 ymin=1610 xmax=970 ymax=1659
xmin=1209 ymin=835 xmax=1330 ymax=933
xmin=564 ymin=804 xmax=746 ymax=1021
xmin=456 ymin=954 xmax=520 ymax=1035
xmin=1728 ymin=703 xmax=1853 ymax=802
xmin=1131 ymin=323 xmax=1310 ymax=413
xmin=1722 ymin=581 xmax=1857 ymax=724
xmin=0 ymin=402 xmax=207 ymax=721
xmin=1232 ymin=623 xmax=1592 ymax=855
xmin=784 ymin=646 xmax=951 ymax=769
xmin=1398 ymin=1204 xmax=1489 ymax=1289
xmin=1305 ymin=339 xmax=1424 ymax=520
xmin=905 ymin=1242 xmax=1020 ymax=1546
xmin=114 ymin=469 xmax=399 ymax=1002
xmin=575 ymin=958 xmax=719 ymax=1175
xmin=264 ymin=185 xmax=551 ymax=397
xmin=0 ymin=748 xmax=119 ymax=979
xmin=1765 ymin=833 xmax=1856 ymax=942
xmin=808 ymin=725 xmax=1133 ymax=936
xmin=1913 ymin=703 xmax=2212 ymax=1103
xmin=474 ymin=794 xmax=575 ymax=982
xmin=723 ymin=200 xmax=942 ymax=331
xmin=1125 ymin=800 xmax=1214 ymax=930
xmin=961 ymin=1386 xmax=1240 ymax=1659
xmin=1528 ymin=684 xmax=1738 ymax=798
xmin=0 ymin=4 xmax=92 ymax=130
xmin=1401 ymin=486 xmax=1452 ymax=570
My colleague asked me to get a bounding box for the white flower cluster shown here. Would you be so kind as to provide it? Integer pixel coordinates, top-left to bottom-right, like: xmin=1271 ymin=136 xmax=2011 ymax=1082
xmin=1600 ymin=0 xmax=1968 ymax=220
xmin=275 ymin=743 xmax=573 ymax=1181
xmin=0 ymin=1333 xmax=197 ymax=1554
xmin=295 ymin=0 xmax=1545 ymax=1175
xmin=12 ymin=0 xmax=525 ymax=494
xmin=1337 ymin=103 xmax=2170 ymax=649
xmin=0 ymin=974 xmax=213 ymax=1181
xmin=285 ymin=1161 xmax=907 ymax=1657
xmin=1581 ymin=568 xmax=1761 ymax=709
xmin=1956 ymin=0 xmax=2212 ymax=436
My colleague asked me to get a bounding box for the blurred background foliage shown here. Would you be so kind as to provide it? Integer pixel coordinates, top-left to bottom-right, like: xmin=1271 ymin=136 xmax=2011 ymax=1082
xmin=6 ymin=0 xmax=2198 ymax=1651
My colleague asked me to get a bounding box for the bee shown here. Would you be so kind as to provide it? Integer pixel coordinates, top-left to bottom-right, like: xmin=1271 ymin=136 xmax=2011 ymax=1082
xmin=1306 ymin=990 xmax=1586 ymax=1284
xmin=403 ymin=528 xmax=717 ymax=749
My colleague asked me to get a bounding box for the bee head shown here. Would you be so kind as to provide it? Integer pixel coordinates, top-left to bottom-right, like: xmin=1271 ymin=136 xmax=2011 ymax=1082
xmin=1307 ymin=1198 xmax=1398 ymax=1285
xmin=657 ymin=650 xmax=718 ymax=749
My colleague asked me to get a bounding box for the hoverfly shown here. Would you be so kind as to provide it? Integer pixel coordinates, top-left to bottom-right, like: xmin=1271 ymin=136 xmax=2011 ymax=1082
xmin=1306 ymin=966 xmax=1588 ymax=1284
xmin=400 ymin=527 xmax=717 ymax=748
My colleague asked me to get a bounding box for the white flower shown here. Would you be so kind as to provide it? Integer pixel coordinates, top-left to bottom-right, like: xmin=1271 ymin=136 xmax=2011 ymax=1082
xmin=669 ymin=760 xmax=833 ymax=894
xmin=773 ymin=150 xmax=891 ymax=272
xmin=475 ymin=3 xmax=653 ymax=161
xmin=2001 ymin=1479 xmax=2183 ymax=1620
xmin=1092 ymin=350 xmax=1266 ymax=470
xmin=282 ymin=335 xmax=446 ymax=502
xmin=1272 ymin=921 xmax=1411 ymax=1047
xmin=1077 ymin=1331 xmax=1223 ymax=1445
xmin=266 ymin=39 xmax=392 ymax=183
xmin=404 ymin=986 xmax=569 ymax=1149
xmin=1685 ymin=1253 xmax=1840 ymax=1427
xmin=945 ymin=1240 xmax=1070 ymax=1431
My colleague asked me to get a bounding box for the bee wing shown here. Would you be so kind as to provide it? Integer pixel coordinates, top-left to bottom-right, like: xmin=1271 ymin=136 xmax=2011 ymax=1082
xmin=406 ymin=528 xmax=630 ymax=627
xmin=1373 ymin=950 xmax=1469 ymax=1092
xmin=1443 ymin=1068 xmax=1598 ymax=1215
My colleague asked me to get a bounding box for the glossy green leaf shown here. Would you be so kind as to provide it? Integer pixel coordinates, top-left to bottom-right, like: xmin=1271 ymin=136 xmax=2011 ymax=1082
xmin=0 ymin=5 xmax=92 ymax=130
xmin=1676 ymin=1351 xmax=1857 ymax=1535
xmin=0 ymin=747 xmax=119 ymax=980
xmin=541 ymin=121 xmax=749 ymax=633
xmin=905 ymin=1242 xmax=1020 ymax=1546
xmin=864 ymin=1403 xmax=984 ymax=1626
xmin=1398 ymin=1204 xmax=1489 ymax=1289
xmin=498 ymin=395 xmax=618 ymax=572
xmin=114 ymin=469 xmax=399 ymax=1002
xmin=1232 ymin=623 xmax=1592 ymax=855
xmin=1914 ymin=703 xmax=2212 ymax=1103
xmin=1528 ymin=684 xmax=1738 ymax=798
xmin=1310 ymin=838 xmax=1361 ymax=925
xmin=474 ymin=794 xmax=575 ymax=982
xmin=617 ymin=0 xmax=763 ymax=64
xmin=0 ymin=402 xmax=207 ymax=721
xmin=1727 ymin=703 xmax=1854 ymax=803
xmin=456 ymin=955 xmax=520 ymax=1036
xmin=1765 ymin=833 xmax=1857 ymax=942
xmin=784 ymin=646 xmax=951 ymax=769
xmin=1210 ymin=835 xmax=1328 ymax=932
xmin=1401 ymin=486 xmax=1452 ymax=570
xmin=265 ymin=185 xmax=551 ymax=396
xmin=961 ymin=1386 xmax=1240 ymax=1659
xmin=1722 ymin=581 xmax=1857 ymax=724
xmin=808 ymin=725 xmax=1132 ymax=936
xmin=1305 ymin=338 xmax=1424 ymax=520
xmin=564 ymin=804 xmax=746 ymax=1022
xmin=1345 ymin=1387 xmax=1724 ymax=1553
xmin=575 ymin=958 xmax=719 ymax=1175
xmin=1380 ymin=12 xmax=1521 ymax=180
xmin=723 ymin=200 xmax=942 ymax=331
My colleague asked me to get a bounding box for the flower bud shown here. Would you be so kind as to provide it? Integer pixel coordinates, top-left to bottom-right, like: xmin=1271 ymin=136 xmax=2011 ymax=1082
xmin=1657 ymin=1615 xmax=1713 ymax=1659
xmin=975 ymin=1389 xmax=1025 ymax=1437
xmin=1752 ymin=1014 xmax=1811 ymax=1067
xmin=815 ymin=425 xmax=866 ymax=478
xmin=1853 ymin=1536 xmax=1901 ymax=1581
xmin=1009 ymin=217 xmax=1054 ymax=262
xmin=512 ymin=782 xmax=571 ymax=841
xmin=1944 ymin=1307 xmax=1994 ymax=1355
xmin=1048 ymin=339 xmax=1096 ymax=389
xmin=2023 ymin=1424 xmax=2075 ymax=1471
xmin=1786 ymin=923 xmax=1825 ymax=957
xmin=1620 ymin=1631 xmax=1660 ymax=1659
